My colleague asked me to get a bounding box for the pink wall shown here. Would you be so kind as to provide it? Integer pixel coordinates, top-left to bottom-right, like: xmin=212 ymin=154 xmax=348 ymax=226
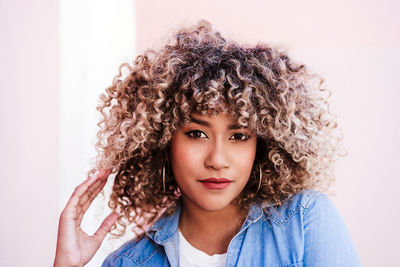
xmin=0 ymin=1 xmax=59 ymax=266
xmin=135 ymin=1 xmax=400 ymax=266
xmin=135 ymin=0 xmax=400 ymax=53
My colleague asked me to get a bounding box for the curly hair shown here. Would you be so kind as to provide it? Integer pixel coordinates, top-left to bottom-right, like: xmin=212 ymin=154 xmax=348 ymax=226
xmin=90 ymin=20 xmax=343 ymax=237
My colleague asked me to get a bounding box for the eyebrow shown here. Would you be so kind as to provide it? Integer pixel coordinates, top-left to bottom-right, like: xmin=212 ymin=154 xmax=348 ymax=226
xmin=189 ymin=116 xmax=247 ymax=130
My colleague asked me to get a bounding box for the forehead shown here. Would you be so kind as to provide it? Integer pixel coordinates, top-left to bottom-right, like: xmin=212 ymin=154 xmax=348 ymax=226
xmin=191 ymin=112 xmax=232 ymax=123
xmin=188 ymin=112 xmax=251 ymax=131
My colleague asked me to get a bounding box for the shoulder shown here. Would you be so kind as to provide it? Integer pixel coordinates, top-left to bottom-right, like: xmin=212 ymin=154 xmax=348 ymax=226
xmin=263 ymin=191 xmax=360 ymax=265
xmin=102 ymin=236 xmax=163 ymax=267
xmin=264 ymin=189 xmax=332 ymax=226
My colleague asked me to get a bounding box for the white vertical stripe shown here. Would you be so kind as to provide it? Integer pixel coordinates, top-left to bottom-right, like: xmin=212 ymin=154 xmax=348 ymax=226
xmin=59 ymin=1 xmax=136 ymax=265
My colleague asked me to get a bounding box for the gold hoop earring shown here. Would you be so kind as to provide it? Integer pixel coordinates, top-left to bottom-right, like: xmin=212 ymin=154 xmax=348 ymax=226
xmin=162 ymin=161 xmax=166 ymax=193
xmin=256 ymin=164 xmax=262 ymax=193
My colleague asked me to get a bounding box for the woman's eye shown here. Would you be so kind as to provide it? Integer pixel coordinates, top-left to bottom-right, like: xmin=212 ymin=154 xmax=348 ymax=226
xmin=185 ymin=130 xmax=207 ymax=139
xmin=230 ymin=133 xmax=250 ymax=141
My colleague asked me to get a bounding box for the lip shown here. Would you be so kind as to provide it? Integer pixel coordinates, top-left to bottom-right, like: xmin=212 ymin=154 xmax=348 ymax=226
xmin=199 ymin=177 xmax=232 ymax=189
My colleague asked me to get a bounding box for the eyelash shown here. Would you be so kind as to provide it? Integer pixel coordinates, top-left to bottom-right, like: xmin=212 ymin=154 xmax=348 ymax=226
xmin=184 ymin=130 xmax=251 ymax=142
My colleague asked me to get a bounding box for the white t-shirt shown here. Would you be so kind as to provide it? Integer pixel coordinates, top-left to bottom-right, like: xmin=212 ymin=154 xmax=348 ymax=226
xmin=178 ymin=230 xmax=227 ymax=267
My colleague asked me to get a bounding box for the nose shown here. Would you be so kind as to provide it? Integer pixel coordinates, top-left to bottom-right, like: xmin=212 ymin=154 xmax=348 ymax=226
xmin=204 ymin=137 xmax=229 ymax=170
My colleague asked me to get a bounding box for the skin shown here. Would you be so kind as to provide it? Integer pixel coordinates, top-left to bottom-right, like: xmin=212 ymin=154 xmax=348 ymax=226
xmin=54 ymin=112 xmax=257 ymax=265
xmin=54 ymin=169 xmax=118 ymax=267
xmin=170 ymin=112 xmax=257 ymax=255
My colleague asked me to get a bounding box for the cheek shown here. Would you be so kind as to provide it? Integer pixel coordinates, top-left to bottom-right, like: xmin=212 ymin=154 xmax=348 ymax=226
xmin=172 ymin=143 xmax=198 ymax=164
xmin=170 ymin=138 xmax=203 ymax=178
xmin=232 ymin=143 xmax=257 ymax=174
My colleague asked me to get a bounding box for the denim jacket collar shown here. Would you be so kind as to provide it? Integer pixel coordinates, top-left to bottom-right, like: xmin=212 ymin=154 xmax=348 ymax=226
xmin=103 ymin=190 xmax=362 ymax=267
xmin=146 ymin=204 xmax=182 ymax=245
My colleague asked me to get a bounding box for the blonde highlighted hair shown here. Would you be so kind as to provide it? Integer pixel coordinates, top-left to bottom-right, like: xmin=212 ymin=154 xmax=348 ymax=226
xmin=90 ymin=20 xmax=343 ymax=237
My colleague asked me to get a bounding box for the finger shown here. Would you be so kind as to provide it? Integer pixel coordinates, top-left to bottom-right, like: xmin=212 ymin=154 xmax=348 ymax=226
xmin=77 ymin=177 xmax=106 ymax=208
xmin=72 ymin=169 xmax=111 ymax=203
xmin=92 ymin=212 xmax=119 ymax=243
xmin=96 ymin=169 xmax=112 ymax=181
xmin=74 ymin=170 xmax=110 ymax=223
xmin=63 ymin=169 xmax=112 ymax=216
xmin=74 ymin=179 xmax=105 ymax=226
xmin=75 ymin=179 xmax=108 ymax=225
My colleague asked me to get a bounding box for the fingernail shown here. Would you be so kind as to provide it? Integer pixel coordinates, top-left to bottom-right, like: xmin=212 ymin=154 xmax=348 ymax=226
xmin=89 ymin=170 xmax=99 ymax=180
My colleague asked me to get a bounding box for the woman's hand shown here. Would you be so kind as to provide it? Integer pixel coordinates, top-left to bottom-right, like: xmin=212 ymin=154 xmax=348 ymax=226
xmin=54 ymin=169 xmax=119 ymax=267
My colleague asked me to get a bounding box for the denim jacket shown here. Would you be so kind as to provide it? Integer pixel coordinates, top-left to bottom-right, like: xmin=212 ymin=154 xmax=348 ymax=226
xmin=102 ymin=190 xmax=361 ymax=267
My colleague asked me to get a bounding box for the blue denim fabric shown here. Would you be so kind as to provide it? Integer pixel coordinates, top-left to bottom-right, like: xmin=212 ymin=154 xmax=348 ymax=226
xmin=102 ymin=190 xmax=361 ymax=267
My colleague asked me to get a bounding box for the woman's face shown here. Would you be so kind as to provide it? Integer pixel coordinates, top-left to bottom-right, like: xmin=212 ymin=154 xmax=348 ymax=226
xmin=169 ymin=112 xmax=257 ymax=212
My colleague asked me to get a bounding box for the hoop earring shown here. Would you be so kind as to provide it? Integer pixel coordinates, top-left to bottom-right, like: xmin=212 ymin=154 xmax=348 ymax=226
xmin=256 ymin=164 xmax=262 ymax=193
xmin=162 ymin=161 xmax=166 ymax=193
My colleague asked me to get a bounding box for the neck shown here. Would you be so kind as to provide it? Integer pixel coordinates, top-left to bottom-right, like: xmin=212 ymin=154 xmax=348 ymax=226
xmin=178 ymin=196 xmax=247 ymax=255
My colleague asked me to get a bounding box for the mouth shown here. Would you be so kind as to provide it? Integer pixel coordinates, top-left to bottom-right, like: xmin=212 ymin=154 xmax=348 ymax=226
xmin=199 ymin=177 xmax=232 ymax=189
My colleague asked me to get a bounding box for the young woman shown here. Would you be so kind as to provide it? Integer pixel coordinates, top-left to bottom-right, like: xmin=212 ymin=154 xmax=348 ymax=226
xmin=54 ymin=21 xmax=361 ymax=267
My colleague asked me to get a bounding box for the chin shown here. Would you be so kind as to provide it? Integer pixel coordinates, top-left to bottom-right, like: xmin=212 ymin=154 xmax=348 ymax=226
xmin=195 ymin=197 xmax=234 ymax=212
